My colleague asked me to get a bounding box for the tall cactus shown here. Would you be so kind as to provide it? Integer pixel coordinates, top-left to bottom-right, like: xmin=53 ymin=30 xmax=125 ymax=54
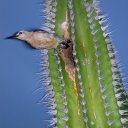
xmin=41 ymin=0 xmax=128 ymax=127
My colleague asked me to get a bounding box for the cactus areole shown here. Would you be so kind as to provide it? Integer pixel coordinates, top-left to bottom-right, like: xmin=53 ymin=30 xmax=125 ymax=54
xmin=40 ymin=0 xmax=128 ymax=128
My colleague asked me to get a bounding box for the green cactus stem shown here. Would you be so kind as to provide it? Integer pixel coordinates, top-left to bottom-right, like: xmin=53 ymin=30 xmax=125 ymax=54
xmin=41 ymin=0 xmax=128 ymax=127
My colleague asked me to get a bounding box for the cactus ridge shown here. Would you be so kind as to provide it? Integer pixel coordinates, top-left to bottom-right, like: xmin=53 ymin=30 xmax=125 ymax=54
xmin=84 ymin=1 xmax=117 ymax=126
xmin=92 ymin=0 xmax=128 ymax=126
xmin=42 ymin=1 xmax=73 ymax=127
xmin=53 ymin=51 xmax=69 ymax=126
xmin=68 ymin=0 xmax=89 ymax=126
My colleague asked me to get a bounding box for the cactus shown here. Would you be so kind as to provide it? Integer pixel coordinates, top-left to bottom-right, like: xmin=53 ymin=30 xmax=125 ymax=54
xmin=41 ymin=0 xmax=128 ymax=127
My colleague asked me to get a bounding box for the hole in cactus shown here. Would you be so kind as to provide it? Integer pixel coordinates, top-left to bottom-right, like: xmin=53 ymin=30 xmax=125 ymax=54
xmin=60 ymin=38 xmax=76 ymax=82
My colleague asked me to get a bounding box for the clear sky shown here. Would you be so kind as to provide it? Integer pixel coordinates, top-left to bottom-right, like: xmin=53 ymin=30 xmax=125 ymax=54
xmin=0 ymin=0 xmax=128 ymax=128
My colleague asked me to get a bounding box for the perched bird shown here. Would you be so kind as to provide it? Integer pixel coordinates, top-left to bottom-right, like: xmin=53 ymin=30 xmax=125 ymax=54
xmin=6 ymin=29 xmax=71 ymax=49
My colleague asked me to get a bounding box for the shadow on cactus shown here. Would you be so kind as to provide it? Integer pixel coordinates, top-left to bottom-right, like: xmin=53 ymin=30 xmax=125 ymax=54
xmin=40 ymin=0 xmax=128 ymax=127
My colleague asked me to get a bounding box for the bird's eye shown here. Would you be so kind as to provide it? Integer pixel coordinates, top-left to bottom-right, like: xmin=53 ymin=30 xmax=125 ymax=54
xmin=16 ymin=31 xmax=22 ymax=36
xmin=18 ymin=31 xmax=23 ymax=35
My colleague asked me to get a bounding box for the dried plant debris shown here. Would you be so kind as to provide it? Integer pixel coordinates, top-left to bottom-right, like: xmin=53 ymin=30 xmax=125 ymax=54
xmin=59 ymin=18 xmax=76 ymax=82
xmin=60 ymin=39 xmax=76 ymax=82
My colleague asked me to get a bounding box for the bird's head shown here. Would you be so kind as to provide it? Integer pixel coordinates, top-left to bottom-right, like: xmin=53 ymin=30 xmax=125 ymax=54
xmin=6 ymin=31 xmax=30 ymax=41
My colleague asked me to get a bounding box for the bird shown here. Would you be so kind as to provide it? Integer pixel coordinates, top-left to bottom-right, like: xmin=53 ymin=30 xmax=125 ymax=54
xmin=6 ymin=29 xmax=71 ymax=49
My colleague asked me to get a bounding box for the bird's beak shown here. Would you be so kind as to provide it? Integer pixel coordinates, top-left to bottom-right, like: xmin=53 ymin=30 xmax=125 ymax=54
xmin=5 ymin=35 xmax=17 ymax=39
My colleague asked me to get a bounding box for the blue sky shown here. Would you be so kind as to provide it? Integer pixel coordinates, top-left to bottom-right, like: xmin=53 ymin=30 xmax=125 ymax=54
xmin=0 ymin=0 xmax=128 ymax=128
